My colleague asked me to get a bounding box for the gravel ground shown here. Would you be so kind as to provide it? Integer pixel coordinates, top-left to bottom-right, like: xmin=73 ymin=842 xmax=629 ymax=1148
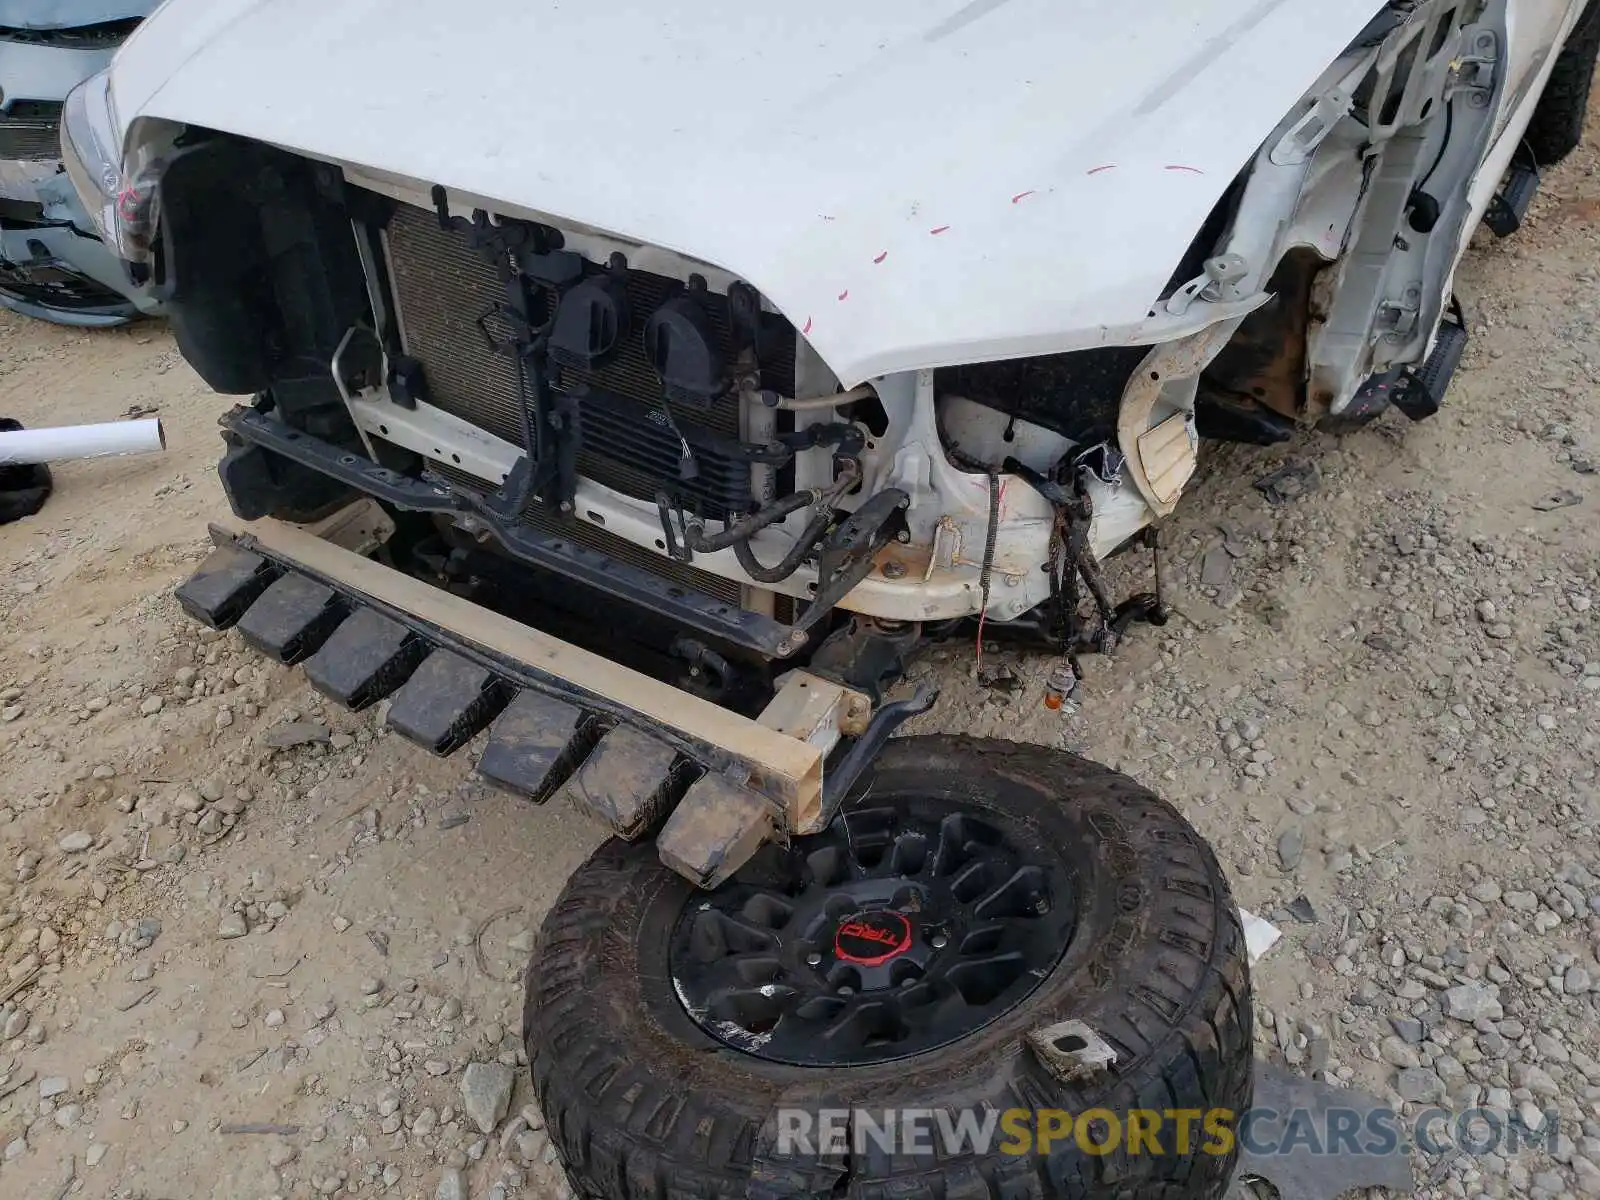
xmin=1 ymin=116 xmax=1598 ymax=1200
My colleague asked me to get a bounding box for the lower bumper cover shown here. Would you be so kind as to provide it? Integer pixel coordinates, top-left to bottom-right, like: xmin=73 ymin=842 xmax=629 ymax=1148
xmin=180 ymin=517 xmax=823 ymax=847
xmin=0 ymin=221 xmax=141 ymax=326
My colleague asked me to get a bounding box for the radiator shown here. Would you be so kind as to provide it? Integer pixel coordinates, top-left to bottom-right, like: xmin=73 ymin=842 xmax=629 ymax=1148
xmin=0 ymin=103 xmax=62 ymax=162
xmin=383 ymin=203 xmax=795 ymax=523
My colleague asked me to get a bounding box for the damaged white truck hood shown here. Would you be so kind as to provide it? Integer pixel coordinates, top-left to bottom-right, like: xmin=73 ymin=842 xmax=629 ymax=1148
xmin=110 ymin=0 xmax=1383 ymax=385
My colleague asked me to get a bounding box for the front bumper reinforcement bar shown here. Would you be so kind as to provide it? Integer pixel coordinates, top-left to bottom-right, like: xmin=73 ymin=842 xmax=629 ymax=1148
xmin=218 ymin=406 xmax=798 ymax=657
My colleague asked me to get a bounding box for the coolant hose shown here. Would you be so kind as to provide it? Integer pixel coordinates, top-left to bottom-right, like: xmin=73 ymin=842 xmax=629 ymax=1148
xmin=674 ymin=489 xmax=816 ymax=553
xmin=734 ymin=507 xmax=834 ymax=583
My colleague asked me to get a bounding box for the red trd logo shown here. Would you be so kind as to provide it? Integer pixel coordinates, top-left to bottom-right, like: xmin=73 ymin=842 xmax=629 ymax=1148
xmin=833 ymin=911 xmax=913 ymax=966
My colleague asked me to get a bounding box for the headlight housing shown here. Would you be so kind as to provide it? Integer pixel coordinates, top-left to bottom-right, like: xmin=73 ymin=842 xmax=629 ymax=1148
xmin=60 ymin=70 xmax=182 ymax=265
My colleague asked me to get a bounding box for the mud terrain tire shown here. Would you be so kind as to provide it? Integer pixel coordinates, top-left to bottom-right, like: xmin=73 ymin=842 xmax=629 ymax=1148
xmin=525 ymin=736 xmax=1252 ymax=1199
xmin=1525 ymin=0 xmax=1600 ymax=165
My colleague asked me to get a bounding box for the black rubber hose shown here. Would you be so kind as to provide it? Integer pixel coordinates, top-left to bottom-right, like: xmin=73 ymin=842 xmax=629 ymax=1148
xmin=670 ymin=489 xmax=815 ymax=553
xmin=734 ymin=507 xmax=834 ymax=583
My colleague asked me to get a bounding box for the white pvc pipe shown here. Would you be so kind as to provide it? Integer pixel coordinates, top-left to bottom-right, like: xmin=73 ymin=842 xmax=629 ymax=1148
xmin=0 ymin=419 xmax=166 ymax=466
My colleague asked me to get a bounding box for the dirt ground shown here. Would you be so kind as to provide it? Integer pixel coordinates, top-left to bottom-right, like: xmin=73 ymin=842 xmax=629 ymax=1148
xmin=2 ymin=124 xmax=1600 ymax=1200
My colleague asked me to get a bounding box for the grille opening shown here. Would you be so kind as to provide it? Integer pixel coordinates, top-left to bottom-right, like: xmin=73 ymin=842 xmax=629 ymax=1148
xmin=382 ymin=202 xmax=795 ymax=523
xmin=380 ymin=197 xmax=813 ymax=632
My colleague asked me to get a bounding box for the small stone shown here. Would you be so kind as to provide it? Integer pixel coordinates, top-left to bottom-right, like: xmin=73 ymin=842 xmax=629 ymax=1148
xmin=39 ymin=1076 xmax=69 ymax=1100
xmin=1511 ymin=1062 xmax=1560 ymax=1097
xmin=264 ymin=721 xmax=331 ymax=749
xmin=360 ymin=977 xmax=384 ymax=996
xmin=1381 ymin=1037 xmax=1421 ymax=1069
xmin=1390 ymin=1017 xmax=1425 ymax=1045
xmin=218 ymin=914 xmax=248 ymax=940
xmin=332 ymin=916 xmax=351 ymax=933
xmin=1470 ymin=879 xmax=1502 ymax=903
xmin=460 ymin=1061 xmax=515 ymax=1134
xmin=57 ymin=832 xmax=93 ymax=854
xmin=1566 ymin=966 xmax=1593 ymax=994
xmin=138 ymin=696 xmax=163 ymax=716
xmin=424 ymin=1059 xmax=450 ymax=1076
xmin=436 ymin=1168 xmax=466 ymax=1200
xmin=514 ymin=1128 xmax=548 ymax=1166
xmin=264 ymin=1009 xmax=286 ymax=1028
xmin=1277 ymin=827 xmax=1305 ymax=872
xmin=85 ymin=1144 xmax=108 ymax=1168
xmin=1443 ymin=982 xmax=1503 ymax=1022
xmin=1396 ymin=1067 xmax=1445 ymax=1104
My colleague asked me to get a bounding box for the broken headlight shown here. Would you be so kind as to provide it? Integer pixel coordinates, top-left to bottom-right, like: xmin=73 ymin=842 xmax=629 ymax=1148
xmin=60 ymin=69 xmax=180 ymax=265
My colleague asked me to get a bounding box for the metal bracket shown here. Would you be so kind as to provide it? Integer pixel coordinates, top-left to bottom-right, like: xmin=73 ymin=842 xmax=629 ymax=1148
xmin=1269 ymin=87 xmax=1354 ymax=165
xmin=329 ymin=325 xmax=382 ymax=461
xmin=1164 ymin=254 xmax=1252 ymax=317
xmin=1376 ymin=285 xmax=1422 ymax=342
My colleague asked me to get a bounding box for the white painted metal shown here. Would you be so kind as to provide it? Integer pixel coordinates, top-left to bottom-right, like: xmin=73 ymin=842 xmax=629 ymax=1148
xmin=343 ymin=386 xmax=1067 ymax=621
xmin=0 ymin=418 xmax=165 ymax=465
xmin=107 ymin=0 xmax=1392 ymax=387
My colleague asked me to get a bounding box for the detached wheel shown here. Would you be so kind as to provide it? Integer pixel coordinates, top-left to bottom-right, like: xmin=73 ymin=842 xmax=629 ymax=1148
xmin=525 ymin=736 xmax=1252 ymax=1199
xmin=1524 ymin=0 xmax=1600 ymax=165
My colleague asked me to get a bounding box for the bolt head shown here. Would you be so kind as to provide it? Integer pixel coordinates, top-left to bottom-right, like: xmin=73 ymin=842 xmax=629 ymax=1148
xmin=838 ymin=986 xmax=854 ymax=996
xmin=930 ymin=934 xmax=948 ymax=950
xmin=805 ymin=952 xmax=822 ymax=967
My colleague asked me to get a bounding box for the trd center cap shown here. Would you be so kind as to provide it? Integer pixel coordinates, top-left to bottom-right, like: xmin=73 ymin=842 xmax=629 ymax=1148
xmin=833 ymin=910 xmax=913 ymax=966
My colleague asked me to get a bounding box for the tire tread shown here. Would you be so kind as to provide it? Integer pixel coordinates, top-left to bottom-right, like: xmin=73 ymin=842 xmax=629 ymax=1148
xmin=527 ymin=736 xmax=1253 ymax=1199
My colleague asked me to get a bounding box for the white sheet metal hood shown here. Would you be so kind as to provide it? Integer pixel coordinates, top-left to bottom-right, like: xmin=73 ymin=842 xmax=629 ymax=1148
xmin=109 ymin=0 xmax=1383 ymax=386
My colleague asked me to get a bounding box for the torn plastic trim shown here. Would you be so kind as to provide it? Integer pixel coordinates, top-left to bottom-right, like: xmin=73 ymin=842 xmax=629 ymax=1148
xmin=1116 ymin=309 xmax=1265 ymax=516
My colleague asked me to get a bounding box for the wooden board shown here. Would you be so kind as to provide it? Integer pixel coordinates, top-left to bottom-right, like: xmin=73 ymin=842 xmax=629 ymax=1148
xmin=216 ymin=517 xmax=822 ymax=814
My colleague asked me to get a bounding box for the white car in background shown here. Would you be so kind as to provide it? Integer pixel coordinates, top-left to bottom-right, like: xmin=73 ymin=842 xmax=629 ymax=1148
xmin=0 ymin=0 xmax=157 ymax=324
